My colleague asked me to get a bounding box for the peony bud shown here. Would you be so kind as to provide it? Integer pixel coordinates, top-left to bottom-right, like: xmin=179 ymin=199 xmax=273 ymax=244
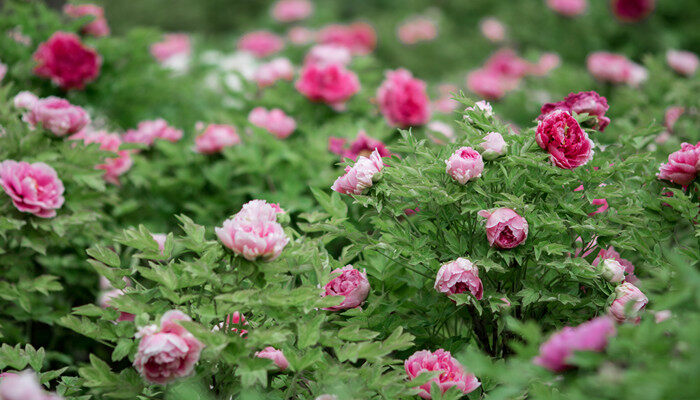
xmin=536 ymin=110 xmax=594 ymax=169
xmin=331 ymin=149 xmax=384 ymax=195
xmin=479 ymin=132 xmax=507 ymax=160
xmin=607 ymin=282 xmax=648 ymax=323
xmin=24 ymin=96 xmax=90 ymax=136
xmin=255 ymin=346 xmax=289 ymax=370
xmin=321 ymin=265 xmax=370 ymax=311
xmin=600 ymin=258 xmax=625 ymax=282
xmin=434 ymin=258 xmax=483 ymax=300
xmin=445 ymin=147 xmax=484 ymax=184
xmin=478 ymin=208 xmax=528 ymax=249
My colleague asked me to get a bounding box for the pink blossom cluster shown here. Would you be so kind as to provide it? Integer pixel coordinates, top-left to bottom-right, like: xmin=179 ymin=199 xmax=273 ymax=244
xmin=253 ymin=57 xmax=294 ymax=88
xmin=377 ymin=69 xmax=431 ymax=127
xmin=534 ymin=317 xmax=616 ymax=372
xmin=317 ymin=22 xmax=376 ymax=55
xmin=331 ymin=149 xmax=384 ymax=195
xmin=33 ymin=32 xmax=102 ymax=90
xmin=321 ymin=265 xmax=370 ymax=311
xmin=123 ymin=119 xmax=183 ymax=146
xmin=70 ymin=128 xmax=133 ymax=185
xmin=195 ymin=123 xmax=240 ymax=154
xmin=328 ymin=130 xmax=390 ymax=161
xmin=238 ymin=30 xmax=285 ymax=58
xmin=397 ymin=17 xmax=438 ymax=45
xmin=271 ymin=0 xmax=313 ymax=23
xmin=479 ymin=18 xmax=505 ymax=43
xmin=405 ymin=349 xmax=480 ymax=399
xmin=248 ymin=107 xmax=296 ymax=139
xmin=587 ymin=52 xmax=647 ymax=86
xmin=213 ymin=311 xmax=248 ymax=337
xmin=295 ymin=62 xmax=360 ymax=110
xmin=63 ymin=3 xmax=110 ymax=37
xmin=304 ymin=44 xmax=352 ymax=67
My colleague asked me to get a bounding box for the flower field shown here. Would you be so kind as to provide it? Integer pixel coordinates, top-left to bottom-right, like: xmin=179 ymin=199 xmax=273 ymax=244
xmin=0 ymin=0 xmax=698 ymax=399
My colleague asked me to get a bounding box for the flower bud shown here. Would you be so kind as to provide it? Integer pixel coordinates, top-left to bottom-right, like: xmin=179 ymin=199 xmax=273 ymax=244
xmin=445 ymin=147 xmax=484 ymax=184
xmin=434 ymin=258 xmax=483 ymax=300
xmin=479 ymin=132 xmax=507 ymax=160
xmin=600 ymin=258 xmax=625 ymax=282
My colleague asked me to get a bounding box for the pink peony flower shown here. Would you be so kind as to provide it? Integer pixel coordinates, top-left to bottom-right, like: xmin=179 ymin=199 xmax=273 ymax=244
xmin=98 ymin=288 xmax=135 ymax=322
xmin=479 ymin=132 xmax=507 ymax=160
xmin=592 ymin=246 xmax=637 ymax=283
xmin=0 ymin=160 xmax=64 ymax=218
xmin=611 ymin=0 xmax=655 ymax=22
xmin=466 ymin=68 xmax=507 ymax=101
xmin=63 ymin=3 xmax=110 ymax=37
xmin=547 ymin=0 xmax=588 ymax=17
xmin=376 ymin=69 xmax=431 ymax=128
xmin=479 ymin=17 xmax=505 ymax=42
xmin=432 ymin=84 xmax=460 ymax=114
xmin=304 ymin=44 xmax=352 ymax=67
xmin=317 ymin=22 xmax=376 ymax=55
xmin=331 ymin=149 xmax=384 ymax=195
xmin=586 ymin=52 xmax=647 ymax=86
xmin=445 ymin=147 xmax=484 ymax=183
xmin=664 ymin=106 xmax=685 ymax=132
xmin=0 ymin=60 xmax=6 ymax=83
xmin=133 ymin=310 xmax=205 ymax=384
xmin=465 ymin=49 xmax=531 ymax=101
xmin=237 ymin=31 xmax=284 ymax=58
xmin=666 ymin=50 xmax=698 ymax=76
xmin=256 ymin=347 xmax=289 ymax=370
xmin=24 ymin=96 xmax=90 ymax=136
xmin=271 ymin=0 xmax=313 ymax=22
xmin=533 ymin=317 xmax=616 ymax=372
xmin=405 ymin=349 xmax=480 ymax=399
xmin=195 ymin=124 xmax=240 ymax=154
xmin=0 ymin=370 xmax=60 ymax=400
xmin=70 ymin=129 xmax=133 ymax=185
xmin=434 ymin=258 xmax=483 ymax=300
xmin=529 ymin=53 xmax=561 ymax=76
xmin=287 ymin=26 xmax=316 ymax=45
xmin=540 ymin=91 xmax=610 ymax=131
xmin=478 ymin=208 xmax=528 ymax=249
xmin=150 ymin=34 xmax=191 ymax=63
xmin=321 ymin=265 xmax=371 ymax=311
xmin=599 ymin=258 xmax=625 ymax=283
xmin=536 ymin=110 xmax=594 ymax=169
xmin=328 ymin=130 xmax=390 ymax=161
xmin=13 ymin=91 xmax=39 ymax=110
xmin=426 ymin=121 xmax=455 ymax=144
xmin=253 ymin=57 xmax=294 ymax=88
xmin=397 ymin=17 xmax=438 ymax=45
xmin=248 ymin=107 xmax=296 ymax=139
xmin=213 ymin=311 xmax=248 ymax=337
xmin=215 ymin=199 xmax=289 ymax=261
xmin=123 ymin=119 xmax=183 ymax=146
xmin=654 ymin=310 xmax=671 ymax=323
xmin=315 ymin=395 xmax=338 ymax=400
xmin=295 ymin=62 xmax=360 ymax=109
xmin=656 ymin=141 xmax=700 ymax=186
xmin=33 ymin=31 xmax=101 ymax=90
xmin=588 ymin=198 xmax=609 ymax=216
xmin=608 ymin=282 xmax=648 ymax=323
xmin=464 ymin=100 xmax=494 ymax=123
xmin=484 ymin=49 xmax=531 ymax=80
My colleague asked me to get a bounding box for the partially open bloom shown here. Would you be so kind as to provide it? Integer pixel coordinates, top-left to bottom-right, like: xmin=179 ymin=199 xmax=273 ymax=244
xmin=587 ymin=52 xmax=647 ymax=86
xmin=536 ymin=110 xmax=594 ymax=169
xmin=63 ymin=3 xmax=110 ymax=37
xmin=295 ymin=62 xmax=360 ymax=109
xmin=434 ymin=258 xmax=483 ymax=300
xmin=133 ymin=310 xmax=205 ymax=384
xmin=123 ymin=119 xmax=183 ymax=146
xmin=256 ymin=347 xmax=289 ymax=370
xmin=539 ymin=91 xmax=610 ymax=131
xmin=600 ymin=258 xmax=625 ymax=282
xmin=195 ymin=124 xmax=240 ymax=154
xmin=13 ymin=91 xmax=38 ymax=110
xmin=397 ymin=17 xmax=438 ymax=45
xmin=0 ymin=160 xmax=64 ymax=218
xmin=70 ymin=129 xmax=133 ymax=185
xmin=253 ymin=57 xmax=294 ymax=88
xmin=534 ymin=317 xmax=616 ymax=372
xmin=238 ymin=31 xmax=284 ymax=58
xmin=611 ymin=0 xmax=655 ymax=22
xmin=33 ymin=32 xmax=101 ymax=90
xmin=547 ymin=0 xmax=588 ymax=17
xmin=271 ymin=0 xmax=313 ymax=22
xmin=248 ymin=107 xmax=296 ymax=139
xmin=666 ymin=50 xmax=698 ymax=76
xmin=608 ymin=282 xmax=648 ymax=323
xmin=0 ymin=370 xmax=62 ymax=400
xmin=322 ymin=265 xmax=370 ymax=311
xmin=304 ymin=44 xmax=352 ymax=67
xmin=377 ymin=69 xmax=431 ymax=127
xmin=98 ymin=289 xmax=135 ymax=322
xmin=150 ymin=34 xmax=191 ymax=63
xmin=331 ymin=149 xmax=384 ymax=195
xmin=466 ymin=49 xmax=531 ymax=100
xmin=464 ymin=100 xmax=494 ymax=123
xmin=478 ymin=208 xmax=528 ymax=249
xmin=656 ymin=141 xmax=700 ymax=186
xmin=445 ymin=147 xmax=484 ymax=184
xmin=479 ymin=132 xmax=507 ymax=160
xmin=479 ymin=17 xmax=505 ymax=42
xmin=317 ymin=22 xmax=376 ymax=55
xmin=328 ymin=130 xmax=390 ymax=160
xmin=405 ymin=349 xmax=480 ymax=399
xmin=24 ymin=97 xmax=90 ymax=136
xmin=215 ymin=199 xmax=289 ymax=261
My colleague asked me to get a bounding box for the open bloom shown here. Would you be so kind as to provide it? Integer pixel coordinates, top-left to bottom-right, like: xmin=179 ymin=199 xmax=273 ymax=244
xmin=24 ymin=96 xmax=90 ymax=136
xmin=150 ymin=34 xmax=191 ymax=64
xmin=215 ymin=199 xmax=289 ymax=261
xmin=479 ymin=17 xmax=505 ymax=42
xmin=666 ymin=50 xmax=698 ymax=76
xmin=331 ymin=149 xmax=384 ymax=195
xmin=547 ymin=0 xmax=588 ymax=17
xmin=237 ymin=31 xmax=284 ymax=58
xmin=377 ymin=69 xmax=431 ymax=127
xmin=445 ymin=147 xmax=483 ymax=184
xmin=539 ymin=91 xmax=610 ymax=131
xmin=608 ymin=282 xmax=648 ymax=323
xmin=195 ymin=124 xmax=240 ymax=154
xmin=0 ymin=370 xmax=62 ymax=400
xmin=271 ymin=0 xmax=313 ymax=22
xmin=248 ymin=107 xmax=296 ymax=139
xmin=253 ymin=57 xmax=294 ymax=88
xmin=133 ymin=310 xmax=205 ymax=384
xmin=256 ymin=347 xmax=289 ymax=370
xmin=397 ymin=17 xmax=438 ymax=45
xmin=0 ymin=160 xmax=64 ymax=218
xmin=304 ymin=44 xmax=352 ymax=67
xmin=123 ymin=119 xmax=182 ymax=146
xmin=33 ymin=31 xmax=101 ymax=90
xmin=322 ymin=265 xmax=370 ymax=311
xmin=479 ymin=132 xmax=507 ymax=160
xmin=478 ymin=208 xmax=528 ymax=249
xmin=317 ymin=22 xmax=376 ymax=55
xmin=536 ymin=110 xmax=594 ymax=169
xmin=434 ymin=258 xmax=483 ymax=300
xmin=70 ymin=129 xmax=133 ymax=185
xmin=63 ymin=3 xmax=110 ymax=37
xmin=328 ymin=130 xmax=390 ymax=160
xmin=611 ymin=0 xmax=655 ymax=22
xmin=656 ymin=141 xmax=700 ymax=186
xmin=534 ymin=317 xmax=616 ymax=372
xmin=405 ymin=349 xmax=480 ymax=399
xmin=587 ymin=52 xmax=647 ymax=86
xmin=296 ymin=62 xmax=360 ymax=109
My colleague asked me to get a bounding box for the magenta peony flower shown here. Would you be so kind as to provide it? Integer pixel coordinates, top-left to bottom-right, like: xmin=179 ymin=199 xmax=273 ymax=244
xmin=664 ymin=106 xmax=685 ymax=132
xmin=317 ymin=22 xmax=376 ymax=55
xmin=397 ymin=17 xmax=438 ymax=45
xmin=656 ymin=141 xmax=700 ymax=186
xmin=0 ymin=160 xmax=64 ymax=218
xmin=33 ymin=32 xmax=101 ymax=90
xmin=215 ymin=199 xmax=289 ymax=261
xmin=213 ymin=311 xmax=248 ymax=337
xmin=0 ymin=370 xmax=61 ymax=400
xmin=253 ymin=57 xmax=294 ymax=88
xmin=63 ymin=3 xmax=110 ymax=37
xmin=405 ymin=349 xmax=480 ymax=399
xmin=255 ymin=347 xmax=289 ymax=370
xmin=296 ymin=62 xmax=360 ymax=109
xmin=321 ymin=265 xmax=371 ymax=311
xmin=611 ymin=0 xmax=655 ymax=22
xmin=123 ymin=119 xmax=182 ymax=146
xmin=70 ymin=129 xmax=133 ymax=185
xmin=600 ymin=258 xmax=625 ymax=283
xmin=608 ymin=282 xmax=648 ymax=323
xmin=133 ymin=310 xmax=204 ymax=384
xmin=479 ymin=132 xmax=507 ymax=160
xmin=98 ymin=288 xmax=135 ymax=322
xmin=377 ymin=69 xmax=431 ymax=128
xmin=13 ymin=91 xmax=38 ymax=110
xmin=479 ymin=17 xmax=505 ymax=42
xmin=540 ymin=91 xmax=610 ymax=131
xmin=666 ymin=50 xmax=698 ymax=76
xmin=248 ymin=107 xmax=296 ymax=139
xmin=328 ymin=130 xmax=390 ymax=160
xmin=24 ymin=96 xmax=90 ymax=136
xmin=536 ymin=110 xmax=594 ymax=169
xmin=434 ymin=258 xmax=483 ymax=300
xmin=547 ymin=0 xmax=588 ymax=17
xmin=586 ymin=52 xmax=647 ymax=86
xmin=195 ymin=124 xmax=240 ymax=154
xmin=304 ymin=44 xmax=352 ymax=67
xmin=478 ymin=208 xmax=528 ymax=249
xmin=150 ymin=34 xmax=191 ymax=63
xmin=331 ymin=149 xmax=384 ymax=195
xmin=445 ymin=147 xmax=484 ymax=184
xmin=534 ymin=317 xmax=616 ymax=372
xmin=271 ymin=0 xmax=313 ymax=22
xmin=237 ymin=31 xmax=284 ymax=58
